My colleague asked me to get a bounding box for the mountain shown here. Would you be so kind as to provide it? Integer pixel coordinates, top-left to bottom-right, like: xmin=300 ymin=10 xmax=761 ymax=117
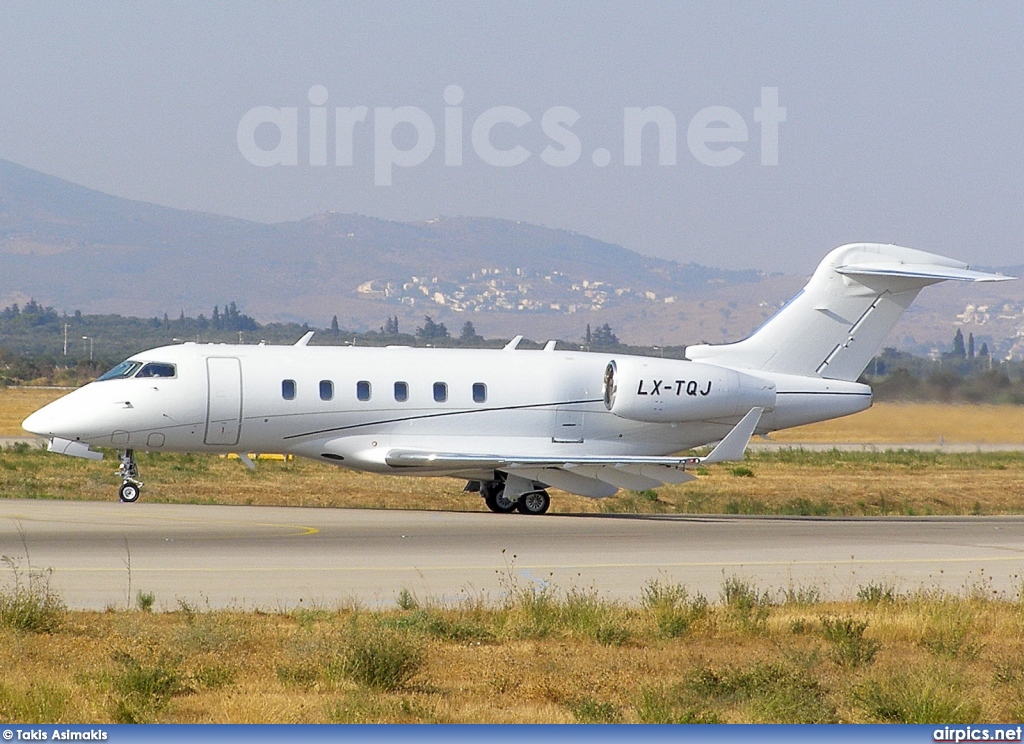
xmin=0 ymin=158 xmax=766 ymax=338
xmin=1 ymin=158 xmax=1021 ymax=352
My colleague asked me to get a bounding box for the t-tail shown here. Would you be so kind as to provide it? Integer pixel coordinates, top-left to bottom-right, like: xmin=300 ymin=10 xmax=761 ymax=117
xmin=686 ymin=243 xmax=1012 ymax=381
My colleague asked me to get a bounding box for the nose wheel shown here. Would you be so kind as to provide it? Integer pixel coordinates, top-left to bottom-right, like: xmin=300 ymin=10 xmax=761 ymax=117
xmin=117 ymin=449 xmax=143 ymax=503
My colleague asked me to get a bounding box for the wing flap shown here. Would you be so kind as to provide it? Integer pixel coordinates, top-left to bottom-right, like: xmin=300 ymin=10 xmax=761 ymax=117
xmin=384 ymin=407 xmax=762 ymax=495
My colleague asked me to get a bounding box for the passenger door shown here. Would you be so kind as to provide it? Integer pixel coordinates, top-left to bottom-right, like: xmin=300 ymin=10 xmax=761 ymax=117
xmin=205 ymin=357 xmax=242 ymax=446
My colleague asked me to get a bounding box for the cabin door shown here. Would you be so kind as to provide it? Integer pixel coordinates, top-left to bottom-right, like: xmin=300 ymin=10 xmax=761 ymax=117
xmin=205 ymin=357 xmax=242 ymax=446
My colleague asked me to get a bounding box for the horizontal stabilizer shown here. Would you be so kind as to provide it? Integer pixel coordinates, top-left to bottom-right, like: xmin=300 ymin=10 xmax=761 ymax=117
xmin=700 ymin=407 xmax=763 ymax=465
xmin=835 ymin=262 xmax=1013 ymax=283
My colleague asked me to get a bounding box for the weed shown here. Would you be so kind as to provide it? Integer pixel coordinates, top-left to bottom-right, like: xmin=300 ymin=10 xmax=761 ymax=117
xmin=640 ymin=579 xmax=707 ymax=638
xmin=109 ymin=652 xmax=188 ymax=723
xmin=192 ymin=663 xmax=236 ymax=690
xmin=136 ymin=591 xmax=156 ymax=613
xmin=721 ymin=576 xmax=771 ymax=633
xmin=502 ymin=583 xmax=558 ymax=640
xmin=567 ymin=696 xmax=622 ymax=723
xmin=857 ymin=581 xmax=898 ymax=605
xmin=919 ymin=611 xmax=982 ymax=660
xmin=342 ymin=627 xmax=423 ymax=691
xmin=326 ymin=690 xmax=439 ymax=723
xmin=730 ymin=466 xmax=755 ymax=478
xmin=782 ymin=585 xmax=823 ymax=605
xmin=276 ymin=630 xmax=346 ymax=688
xmin=634 ymin=686 xmax=721 ymax=723
xmin=381 ymin=609 xmax=493 ymax=644
xmin=819 ymin=616 xmax=880 ymax=668
xmin=0 ymin=556 xmax=65 ymax=633
xmin=173 ymin=611 xmax=251 ymax=655
xmin=688 ymin=662 xmax=836 ymax=723
xmin=0 ymin=681 xmax=70 ymax=723
xmin=560 ymin=588 xmax=632 ymax=646
xmin=779 ymin=498 xmax=834 ymax=516
xmin=396 ymin=588 xmax=419 ymax=611
xmin=855 ymin=668 xmax=982 ymax=723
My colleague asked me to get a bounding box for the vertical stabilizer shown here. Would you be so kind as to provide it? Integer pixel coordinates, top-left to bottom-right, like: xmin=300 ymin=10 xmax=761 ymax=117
xmin=686 ymin=244 xmax=1012 ymax=381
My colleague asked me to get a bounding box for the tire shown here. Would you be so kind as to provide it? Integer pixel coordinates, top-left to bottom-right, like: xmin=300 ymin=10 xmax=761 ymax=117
xmin=516 ymin=490 xmax=550 ymax=515
xmin=482 ymin=483 xmax=517 ymax=513
xmin=119 ymin=482 xmax=141 ymax=503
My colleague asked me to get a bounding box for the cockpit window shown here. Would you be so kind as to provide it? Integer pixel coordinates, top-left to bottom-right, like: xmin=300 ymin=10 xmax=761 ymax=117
xmin=97 ymin=360 xmax=143 ymax=381
xmin=136 ymin=363 xmax=176 ymax=378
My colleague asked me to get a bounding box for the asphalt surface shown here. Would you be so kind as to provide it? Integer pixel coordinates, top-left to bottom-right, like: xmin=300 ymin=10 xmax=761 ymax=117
xmin=1 ymin=499 xmax=1022 ymax=610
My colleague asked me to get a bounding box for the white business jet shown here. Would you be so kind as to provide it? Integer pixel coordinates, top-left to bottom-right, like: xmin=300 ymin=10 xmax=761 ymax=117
xmin=22 ymin=244 xmax=1011 ymax=513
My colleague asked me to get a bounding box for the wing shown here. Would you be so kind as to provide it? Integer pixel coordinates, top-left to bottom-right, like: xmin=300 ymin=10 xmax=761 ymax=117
xmin=385 ymin=407 xmax=763 ymax=497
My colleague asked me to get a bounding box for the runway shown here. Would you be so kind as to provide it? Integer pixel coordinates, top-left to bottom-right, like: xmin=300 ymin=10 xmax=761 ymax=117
xmin=1 ymin=499 xmax=1023 ymax=610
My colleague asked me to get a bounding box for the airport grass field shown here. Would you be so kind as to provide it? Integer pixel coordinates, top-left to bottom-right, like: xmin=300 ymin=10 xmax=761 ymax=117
xmin=2 ymin=573 xmax=1024 ymax=723
xmin=3 ymin=388 xmax=1024 ymax=723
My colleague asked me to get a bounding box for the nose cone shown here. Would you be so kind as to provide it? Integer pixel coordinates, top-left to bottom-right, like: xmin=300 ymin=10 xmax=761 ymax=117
xmin=23 ymin=394 xmax=87 ymax=439
xmin=23 ymin=405 xmax=56 ymax=437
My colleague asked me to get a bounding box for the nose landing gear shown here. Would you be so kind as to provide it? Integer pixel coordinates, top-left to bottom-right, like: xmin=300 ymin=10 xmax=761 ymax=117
xmin=117 ymin=449 xmax=143 ymax=503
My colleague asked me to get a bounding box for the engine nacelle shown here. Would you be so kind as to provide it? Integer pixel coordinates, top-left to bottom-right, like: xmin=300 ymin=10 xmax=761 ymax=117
xmin=603 ymin=358 xmax=775 ymax=423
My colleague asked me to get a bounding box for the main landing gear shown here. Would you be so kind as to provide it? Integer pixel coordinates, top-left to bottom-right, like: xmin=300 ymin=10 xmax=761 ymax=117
xmin=479 ymin=479 xmax=551 ymax=515
xmin=117 ymin=449 xmax=143 ymax=503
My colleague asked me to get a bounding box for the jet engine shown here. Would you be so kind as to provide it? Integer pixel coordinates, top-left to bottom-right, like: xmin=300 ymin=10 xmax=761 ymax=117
xmin=602 ymin=358 xmax=775 ymax=423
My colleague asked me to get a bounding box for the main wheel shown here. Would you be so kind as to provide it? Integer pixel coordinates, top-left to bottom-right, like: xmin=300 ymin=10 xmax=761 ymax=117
xmin=119 ymin=482 xmax=141 ymax=503
xmin=516 ymin=490 xmax=550 ymax=515
xmin=482 ymin=483 xmax=517 ymax=513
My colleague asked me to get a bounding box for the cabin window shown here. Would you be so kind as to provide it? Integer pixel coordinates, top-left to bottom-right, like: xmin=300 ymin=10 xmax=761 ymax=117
xmin=472 ymin=382 xmax=487 ymax=403
xmin=136 ymin=362 xmax=176 ymax=378
xmin=97 ymin=361 xmax=142 ymax=381
xmin=319 ymin=380 xmax=334 ymax=401
xmin=282 ymin=379 xmax=296 ymax=400
xmin=433 ymin=382 xmax=447 ymax=403
xmin=394 ymin=381 xmax=409 ymax=402
xmin=356 ymin=380 xmax=371 ymax=401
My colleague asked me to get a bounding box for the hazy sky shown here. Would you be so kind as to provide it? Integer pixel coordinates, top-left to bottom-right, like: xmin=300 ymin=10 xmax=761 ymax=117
xmin=1 ymin=1 xmax=1022 ymax=273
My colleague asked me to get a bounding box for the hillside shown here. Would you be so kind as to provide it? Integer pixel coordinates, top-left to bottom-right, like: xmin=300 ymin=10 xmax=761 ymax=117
xmin=1 ymin=158 xmax=1020 ymax=351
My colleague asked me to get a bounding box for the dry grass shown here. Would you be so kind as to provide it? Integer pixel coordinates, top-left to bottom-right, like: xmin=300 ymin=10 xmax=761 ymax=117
xmin=0 ymin=387 xmax=67 ymax=436
xmin=4 ymin=441 xmax=1024 ymax=518
xmin=1 ymin=577 xmax=1023 ymax=723
xmin=770 ymin=403 xmax=1024 ymax=444
xmin=2 ymin=445 xmax=1023 ymax=516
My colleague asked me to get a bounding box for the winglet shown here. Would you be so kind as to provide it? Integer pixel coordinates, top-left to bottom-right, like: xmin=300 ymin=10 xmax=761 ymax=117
xmin=504 ymin=335 xmax=523 ymax=351
xmin=294 ymin=331 xmax=315 ymax=347
xmin=700 ymin=407 xmax=763 ymax=465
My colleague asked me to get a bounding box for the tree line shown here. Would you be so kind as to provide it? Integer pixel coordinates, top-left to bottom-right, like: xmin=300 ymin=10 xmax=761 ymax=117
xmin=2 ymin=306 xmax=1022 ymax=403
